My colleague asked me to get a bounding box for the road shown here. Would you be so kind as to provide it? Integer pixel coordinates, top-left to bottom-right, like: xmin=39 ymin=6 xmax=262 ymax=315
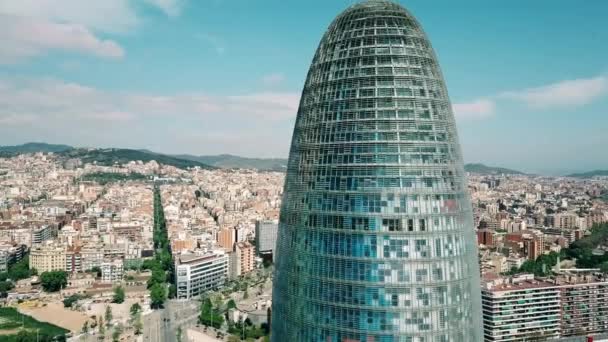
xmin=143 ymin=300 xmax=200 ymax=342
xmin=143 ymin=310 xmax=163 ymax=342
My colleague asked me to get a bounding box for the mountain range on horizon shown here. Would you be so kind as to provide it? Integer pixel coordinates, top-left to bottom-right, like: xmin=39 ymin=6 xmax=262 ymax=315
xmin=0 ymin=142 xmax=605 ymax=177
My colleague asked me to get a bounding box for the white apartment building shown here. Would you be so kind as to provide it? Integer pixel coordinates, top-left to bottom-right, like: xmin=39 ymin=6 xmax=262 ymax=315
xmin=0 ymin=250 xmax=8 ymax=272
xmin=81 ymin=244 xmax=104 ymax=271
xmin=175 ymin=251 xmax=229 ymax=300
xmin=483 ymin=274 xmax=608 ymax=341
xmin=31 ymin=225 xmax=56 ymax=245
xmin=101 ymin=259 xmax=123 ymax=283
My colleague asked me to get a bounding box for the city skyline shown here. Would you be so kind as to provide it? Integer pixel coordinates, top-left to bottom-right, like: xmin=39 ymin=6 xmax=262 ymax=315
xmin=1 ymin=0 xmax=607 ymax=174
xmin=0 ymin=2 xmax=607 ymax=341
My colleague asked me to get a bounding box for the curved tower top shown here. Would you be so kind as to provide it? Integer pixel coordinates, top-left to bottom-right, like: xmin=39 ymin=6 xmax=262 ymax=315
xmin=272 ymin=1 xmax=482 ymax=341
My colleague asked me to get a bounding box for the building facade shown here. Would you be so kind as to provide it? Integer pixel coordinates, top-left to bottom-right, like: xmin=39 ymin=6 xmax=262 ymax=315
xmin=65 ymin=247 xmax=82 ymax=273
xmin=482 ymin=274 xmax=608 ymax=341
xmin=217 ymin=228 xmax=237 ymax=250
xmin=30 ymin=243 xmax=66 ymax=273
xmin=255 ymin=220 xmax=278 ymax=260
xmin=175 ymin=251 xmax=229 ymax=300
xmin=31 ymin=225 xmax=56 ymax=245
xmin=235 ymin=241 xmax=255 ymax=276
xmin=271 ymin=1 xmax=482 ymax=341
xmin=482 ymin=275 xmax=561 ymax=341
xmin=0 ymin=250 xmax=7 ymax=272
xmin=101 ymin=259 xmax=123 ymax=283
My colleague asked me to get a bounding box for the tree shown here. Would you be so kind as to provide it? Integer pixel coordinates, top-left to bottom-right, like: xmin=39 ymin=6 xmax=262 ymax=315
xmin=112 ymin=324 xmax=123 ymax=342
xmin=150 ymin=283 xmax=166 ymax=309
xmin=63 ymin=294 xmax=82 ymax=308
xmin=130 ymin=302 xmax=142 ymax=316
xmin=133 ymin=314 xmax=143 ymax=335
xmin=8 ymin=257 xmax=35 ymax=281
xmin=0 ymin=280 xmax=15 ymax=297
xmin=90 ymin=266 xmax=102 ymax=278
xmin=600 ymin=261 xmax=608 ymax=275
xmin=243 ymin=287 xmax=249 ymax=300
xmin=112 ymin=286 xmax=125 ymax=304
xmin=82 ymin=321 xmax=89 ymax=334
xmin=147 ymin=267 xmax=165 ymax=289
xmin=105 ymin=305 xmax=113 ymax=327
xmin=199 ymin=298 xmax=224 ymax=329
xmin=40 ymin=271 xmax=68 ymax=292
xmin=141 ymin=259 xmax=159 ymax=271
xmin=176 ymin=325 xmax=182 ymax=342
xmin=168 ymin=284 xmax=177 ymax=299
xmin=226 ymin=299 xmax=237 ymax=310
xmin=98 ymin=316 xmax=105 ymax=338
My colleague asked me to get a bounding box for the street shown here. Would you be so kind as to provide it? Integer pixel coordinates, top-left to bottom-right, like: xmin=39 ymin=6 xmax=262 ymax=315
xmin=143 ymin=299 xmax=200 ymax=342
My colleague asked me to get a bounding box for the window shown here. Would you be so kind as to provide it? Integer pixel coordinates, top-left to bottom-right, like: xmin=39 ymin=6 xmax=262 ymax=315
xmin=378 ymin=88 xmax=394 ymax=97
xmin=396 ymin=88 xmax=413 ymax=96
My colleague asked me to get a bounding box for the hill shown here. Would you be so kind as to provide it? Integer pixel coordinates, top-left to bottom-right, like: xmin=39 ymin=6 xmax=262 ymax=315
xmin=58 ymin=148 xmax=214 ymax=170
xmin=177 ymin=154 xmax=288 ymax=171
xmin=464 ymin=163 xmax=524 ymax=175
xmin=0 ymin=142 xmax=73 ymax=154
xmin=566 ymin=170 xmax=608 ymax=178
xmin=0 ymin=143 xmax=214 ymax=170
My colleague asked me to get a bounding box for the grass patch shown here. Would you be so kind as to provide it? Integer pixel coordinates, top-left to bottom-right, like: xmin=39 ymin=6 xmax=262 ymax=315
xmin=0 ymin=307 xmax=68 ymax=341
xmin=79 ymin=171 xmax=149 ymax=185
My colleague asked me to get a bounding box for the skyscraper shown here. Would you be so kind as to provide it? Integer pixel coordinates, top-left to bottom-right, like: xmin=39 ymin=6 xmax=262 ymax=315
xmin=272 ymin=1 xmax=482 ymax=341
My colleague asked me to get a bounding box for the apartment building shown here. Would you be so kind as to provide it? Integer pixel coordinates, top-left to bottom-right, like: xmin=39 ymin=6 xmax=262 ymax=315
xmin=482 ymin=274 xmax=608 ymax=341
xmin=31 ymin=225 xmax=57 ymax=245
xmin=81 ymin=244 xmax=104 ymax=271
xmin=30 ymin=243 xmax=66 ymax=273
xmin=555 ymin=213 xmax=578 ymax=230
xmin=255 ymin=220 xmax=278 ymax=260
xmin=65 ymin=246 xmax=82 ymax=273
xmin=217 ymin=228 xmax=236 ymax=250
xmin=101 ymin=259 xmax=123 ymax=283
xmin=175 ymin=251 xmax=229 ymax=299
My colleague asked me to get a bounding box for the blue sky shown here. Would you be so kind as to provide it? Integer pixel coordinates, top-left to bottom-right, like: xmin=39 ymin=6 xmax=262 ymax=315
xmin=0 ymin=0 xmax=606 ymax=174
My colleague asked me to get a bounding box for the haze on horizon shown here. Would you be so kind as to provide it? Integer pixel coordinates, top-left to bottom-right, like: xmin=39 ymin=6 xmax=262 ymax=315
xmin=0 ymin=0 xmax=606 ymax=175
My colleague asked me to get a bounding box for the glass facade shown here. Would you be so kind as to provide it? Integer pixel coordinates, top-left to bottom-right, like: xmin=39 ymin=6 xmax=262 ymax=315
xmin=271 ymin=1 xmax=482 ymax=341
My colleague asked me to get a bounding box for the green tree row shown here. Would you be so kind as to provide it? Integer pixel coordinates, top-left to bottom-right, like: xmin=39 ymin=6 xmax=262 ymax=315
xmin=147 ymin=186 xmax=175 ymax=309
xmin=79 ymin=172 xmax=148 ymax=185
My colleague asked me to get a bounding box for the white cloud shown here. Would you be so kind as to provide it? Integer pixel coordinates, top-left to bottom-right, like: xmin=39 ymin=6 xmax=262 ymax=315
xmin=453 ymin=74 xmax=608 ymax=121
xmin=0 ymin=78 xmax=299 ymax=123
xmin=452 ymin=99 xmax=495 ymax=120
xmin=0 ymin=77 xmax=299 ymax=156
xmin=0 ymin=0 xmax=139 ymax=33
xmin=500 ymin=75 xmax=607 ymax=109
xmin=0 ymin=15 xmax=124 ymax=63
xmin=0 ymin=0 xmax=187 ymax=63
xmin=261 ymin=73 xmax=286 ymax=86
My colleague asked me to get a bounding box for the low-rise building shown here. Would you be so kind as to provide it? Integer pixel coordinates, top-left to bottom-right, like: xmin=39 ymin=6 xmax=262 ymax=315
xmin=175 ymin=251 xmax=229 ymax=300
xmin=30 ymin=243 xmax=66 ymax=273
xmin=101 ymin=259 xmax=123 ymax=283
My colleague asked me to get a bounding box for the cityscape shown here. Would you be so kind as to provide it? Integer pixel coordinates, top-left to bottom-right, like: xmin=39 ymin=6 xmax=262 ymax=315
xmin=0 ymin=1 xmax=607 ymax=342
